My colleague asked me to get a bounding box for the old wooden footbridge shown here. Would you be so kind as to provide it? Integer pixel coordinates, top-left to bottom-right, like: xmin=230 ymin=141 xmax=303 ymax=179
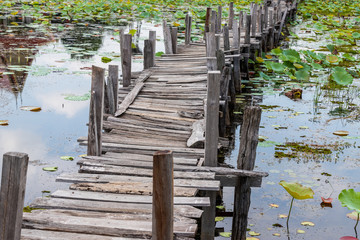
xmin=0 ymin=0 xmax=298 ymax=239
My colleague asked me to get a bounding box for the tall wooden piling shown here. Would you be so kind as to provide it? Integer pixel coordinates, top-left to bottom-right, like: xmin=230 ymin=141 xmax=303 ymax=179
xmin=233 ymin=20 xmax=239 ymax=49
xmin=204 ymin=71 xmax=221 ymax=167
xmin=210 ymin=10 xmax=216 ymax=33
xmin=206 ymin=32 xmax=217 ymax=71
xmin=88 ymin=66 xmax=105 ymax=156
xmin=205 ymin=7 xmax=212 ymax=38
xmin=121 ymin=34 xmax=132 ymax=87
xmin=0 ymin=152 xmax=29 ymax=240
xmin=149 ymin=30 xmax=156 ymax=67
xmin=216 ymin=6 xmax=222 ymax=33
xmin=232 ymin=106 xmax=262 ymax=240
xmin=228 ymin=2 xmax=234 ymax=29
xmin=144 ymin=39 xmax=153 ymax=69
xmin=152 ymin=150 xmax=174 ymax=240
xmin=163 ymin=21 xmax=173 ymax=54
xmin=105 ymin=65 xmax=119 ymax=115
xmin=223 ymin=25 xmax=230 ymax=51
xmin=185 ymin=14 xmax=192 ymax=45
xmin=171 ymin=27 xmax=178 ymax=54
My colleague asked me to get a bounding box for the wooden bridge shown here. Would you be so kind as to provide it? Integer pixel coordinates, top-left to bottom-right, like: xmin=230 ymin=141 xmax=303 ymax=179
xmin=0 ymin=0 xmax=298 ymax=239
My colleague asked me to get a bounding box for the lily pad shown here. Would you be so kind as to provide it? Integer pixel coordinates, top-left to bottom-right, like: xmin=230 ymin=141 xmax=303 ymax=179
xmin=60 ymin=156 xmax=74 ymax=161
xmin=20 ymin=106 xmax=42 ymax=112
xmin=321 ymin=197 xmax=333 ymax=204
xmin=101 ymin=57 xmax=112 ymax=63
xmin=215 ymin=216 xmax=224 ymax=222
xmin=295 ymin=70 xmax=310 ymax=81
xmin=346 ymin=211 xmax=360 ymax=221
xmin=339 ymin=189 xmax=360 ymax=213
xmin=42 ymin=167 xmax=58 ymax=172
xmin=331 ymin=67 xmax=353 ymax=85
xmin=297 ymin=229 xmax=306 ymax=234
xmin=279 ymin=181 xmax=314 ymax=200
xmin=248 ymin=231 xmax=260 ymax=236
xmin=0 ymin=120 xmax=9 ymax=126
xmin=301 ymin=221 xmax=315 ymax=226
xmin=333 ymin=130 xmax=349 ymax=136
xmin=219 ymin=232 xmax=231 ymax=237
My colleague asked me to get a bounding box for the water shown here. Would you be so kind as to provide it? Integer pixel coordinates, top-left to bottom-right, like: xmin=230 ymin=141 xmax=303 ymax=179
xmin=0 ymin=21 xmax=165 ymax=205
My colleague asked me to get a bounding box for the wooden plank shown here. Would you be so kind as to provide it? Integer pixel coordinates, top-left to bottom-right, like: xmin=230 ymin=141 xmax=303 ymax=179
xmin=69 ymin=182 xmax=198 ymax=197
xmin=78 ymin=165 xmax=215 ymax=180
xmin=21 ymin=229 xmax=140 ymax=240
xmin=51 ymin=190 xmax=210 ymax=207
xmin=30 ymin=197 xmax=204 ymax=219
xmin=22 ymin=210 xmax=197 ymax=238
xmin=115 ymin=70 xmax=152 ymax=117
xmin=56 ymin=173 xmax=220 ymax=191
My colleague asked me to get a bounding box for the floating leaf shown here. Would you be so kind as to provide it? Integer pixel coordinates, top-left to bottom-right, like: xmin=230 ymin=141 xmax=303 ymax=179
xmin=295 ymin=70 xmax=310 ymax=81
xmin=101 ymin=57 xmax=112 ymax=63
xmin=219 ymin=232 xmax=231 ymax=237
xmin=258 ymin=135 xmax=268 ymax=142
xmin=340 ymin=237 xmax=359 ymax=240
xmin=269 ymin=62 xmax=286 ymax=72
xmin=297 ymin=229 xmax=306 ymax=234
xmin=42 ymin=167 xmax=58 ymax=172
xmin=352 ymin=32 xmax=360 ymax=39
xmin=249 ymin=231 xmax=260 ymax=236
xmin=333 ymin=130 xmax=349 ymax=136
xmin=339 ymin=189 xmax=360 ymax=213
xmin=346 ymin=211 xmax=360 ymax=221
xmin=64 ymin=93 xmax=91 ymax=101
xmin=321 ymin=197 xmax=333 ymax=204
xmin=20 ymin=106 xmax=41 ymax=112
xmin=271 ymin=47 xmax=282 ymax=55
xmin=215 ymin=216 xmax=224 ymax=222
xmin=279 ymin=181 xmax=314 ymax=200
xmin=293 ymin=63 xmax=304 ymax=69
xmin=256 ymin=57 xmax=264 ymax=63
xmin=155 ymin=51 xmax=164 ymax=57
xmin=216 ymin=205 xmax=225 ymax=210
xmin=60 ymin=156 xmax=74 ymax=161
xmin=326 ymin=55 xmax=339 ymax=63
xmin=0 ymin=120 xmax=9 ymax=126
xmin=299 ymin=126 xmax=309 ymax=129
xmin=128 ymin=29 xmax=137 ymax=36
xmin=331 ymin=67 xmax=353 ymax=85
xmin=273 ymin=233 xmax=281 ymax=237
xmin=269 ymin=203 xmax=279 ymax=208
xmin=265 ymin=55 xmax=273 ymax=59
xmin=278 ymin=214 xmax=288 ymax=219
xmin=301 ymin=221 xmax=315 ymax=226
xmin=259 ymin=71 xmax=271 ymax=80
xmin=246 ymin=238 xmax=259 ymax=240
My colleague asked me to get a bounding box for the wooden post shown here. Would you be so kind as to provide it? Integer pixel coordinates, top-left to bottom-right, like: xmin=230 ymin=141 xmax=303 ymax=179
xmin=149 ymin=31 xmax=156 ymax=67
xmin=210 ymin=10 xmax=216 ymax=33
xmin=216 ymin=6 xmax=222 ymax=33
xmin=228 ymin=2 xmax=234 ymax=29
xmin=251 ymin=4 xmax=257 ymax=37
xmin=233 ymin=54 xmax=241 ymax=92
xmin=240 ymin=14 xmax=251 ymax=80
xmin=163 ymin=21 xmax=173 ymax=54
xmin=232 ymin=106 xmax=261 ymax=240
xmin=268 ymin=9 xmax=274 ymax=49
xmin=204 ymin=71 xmax=221 ymax=167
xmin=239 ymin=11 xmax=244 ymax=28
xmin=204 ymin=7 xmax=212 ymax=38
xmin=106 ymin=65 xmax=119 ymax=115
xmin=0 ymin=152 xmax=29 ymax=240
xmin=143 ymin=39 xmax=153 ymax=69
xmin=223 ymin=25 xmax=230 ymax=51
xmin=233 ymin=20 xmax=239 ymax=49
xmin=121 ymin=34 xmax=132 ymax=87
xmin=88 ymin=66 xmax=105 ymax=156
xmin=206 ymin=32 xmax=217 ymax=71
xmin=200 ymin=191 xmax=217 ymax=239
xmin=171 ymin=27 xmax=178 ymax=54
xmin=185 ymin=14 xmax=192 ymax=45
xmin=216 ymin=49 xmax=225 ymax=72
xmin=152 ymin=150 xmax=174 ymax=240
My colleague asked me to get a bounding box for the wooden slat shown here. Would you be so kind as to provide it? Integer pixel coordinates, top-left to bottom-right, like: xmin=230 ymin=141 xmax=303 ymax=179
xmin=30 ymin=197 xmax=203 ymax=219
xmin=51 ymin=190 xmax=210 ymax=207
xmin=56 ymin=173 xmax=220 ymax=191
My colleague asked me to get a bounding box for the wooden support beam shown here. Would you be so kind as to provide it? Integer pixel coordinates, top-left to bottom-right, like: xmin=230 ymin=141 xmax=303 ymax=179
xmin=121 ymin=34 xmax=132 ymax=87
xmin=88 ymin=66 xmax=105 ymax=156
xmin=204 ymin=71 xmax=221 ymax=167
xmin=152 ymin=150 xmax=174 ymax=240
xmin=0 ymin=152 xmax=29 ymax=240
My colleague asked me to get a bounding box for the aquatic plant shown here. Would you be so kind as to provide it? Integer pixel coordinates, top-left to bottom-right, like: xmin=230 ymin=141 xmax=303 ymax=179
xmin=339 ymin=189 xmax=360 ymax=238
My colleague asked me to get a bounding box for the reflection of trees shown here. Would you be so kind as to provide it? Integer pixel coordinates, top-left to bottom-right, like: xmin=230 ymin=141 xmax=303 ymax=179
xmin=61 ymin=25 xmax=104 ymax=59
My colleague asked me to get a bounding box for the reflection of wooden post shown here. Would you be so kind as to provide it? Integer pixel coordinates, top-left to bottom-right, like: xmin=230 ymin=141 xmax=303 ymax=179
xmin=88 ymin=66 xmax=105 ymax=156
xmin=121 ymin=34 xmax=132 ymax=87
xmin=204 ymin=71 xmax=221 ymax=167
xmin=0 ymin=152 xmax=29 ymax=240
xmin=232 ymin=106 xmax=262 ymax=240
xmin=152 ymin=150 xmax=174 ymax=240
xmin=149 ymin=31 xmax=156 ymax=67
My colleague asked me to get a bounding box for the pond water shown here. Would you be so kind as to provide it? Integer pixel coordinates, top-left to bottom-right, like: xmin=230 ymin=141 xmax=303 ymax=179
xmin=0 ymin=20 xmax=165 ymax=205
xmin=216 ymin=20 xmax=360 ymax=239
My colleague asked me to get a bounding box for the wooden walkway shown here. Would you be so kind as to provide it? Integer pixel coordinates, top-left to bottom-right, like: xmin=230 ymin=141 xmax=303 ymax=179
xmin=16 ymin=0 xmax=299 ymax=238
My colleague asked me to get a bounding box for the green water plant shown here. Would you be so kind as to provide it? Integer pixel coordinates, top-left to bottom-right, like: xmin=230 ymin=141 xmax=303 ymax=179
xmin=279 ymin=181 xmax=314 ymax=238
xmin=339 ymin=189 xmax=360 ymax=238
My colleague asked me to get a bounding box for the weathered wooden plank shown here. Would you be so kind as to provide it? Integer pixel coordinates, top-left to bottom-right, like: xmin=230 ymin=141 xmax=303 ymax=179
xmin=22 ymin=210 xmax=197 ymax=238
xmin=78 ymin=165 xmax=215 ymax=180
xmin=51 ymin=190 xmax=210 ymax=207
xmin=56 ymin=173 xmax=220 ymax=191
xmin=30 ymin=197 xmax=204 ymax=219
xmin=21 ymin=229 xmax=139 ymax=240
xmin=70 ymin=182 xmax=198 ymax=197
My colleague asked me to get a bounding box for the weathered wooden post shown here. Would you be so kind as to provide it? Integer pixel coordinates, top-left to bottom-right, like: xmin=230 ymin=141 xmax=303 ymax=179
xmin=204 ymin=71 xmax=221 ymax=167
xmin=143 ymin=39 xmax=153 ymax=69
xmin=105 ymin=65 xmax=119 ymax=115
xmin=206 ymin=32 xmax=217 ymax=71
xmin=251 ymin=4 xmax=257 ymax=37
xmin=204 ymin=7 xmax=212 ymax=38
xmin=240 ymin=14 xmax=251 ymax=80
xmin=210 ymin=10 xmax=216 ymax=33
xmin=171 ymin=27 xmax=178 ymax=54
xmin=223 ymin=25 xmax=230 ymax=51
xmin=233 ymin=20 xmax=239 ymax=49
xmin=232 ymin=106 xmax=262 ymax=240
xmin=149 ymin=30 xmax=156 ymax=67
xmin=88 ymin=66 xmax=105 ymax=156
xmin=185 ymin=14 xmax=192 ymax=45
xmin=0 ymin=152 xmax=29 ymax=240
xmin=121 ymin=34 xmax=132 ymax=87
xmin=268 ymin=9 xmax=275 ymax=50
xmin=152 ymin=150 xmax=174 ymax=240
xmin=228 ymin=2 xmax=234 ymax=29
xmin=216 ymin=6 xmax=222 ymax=33
xmin=163 ymin=21 xmax=173 ymax=54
